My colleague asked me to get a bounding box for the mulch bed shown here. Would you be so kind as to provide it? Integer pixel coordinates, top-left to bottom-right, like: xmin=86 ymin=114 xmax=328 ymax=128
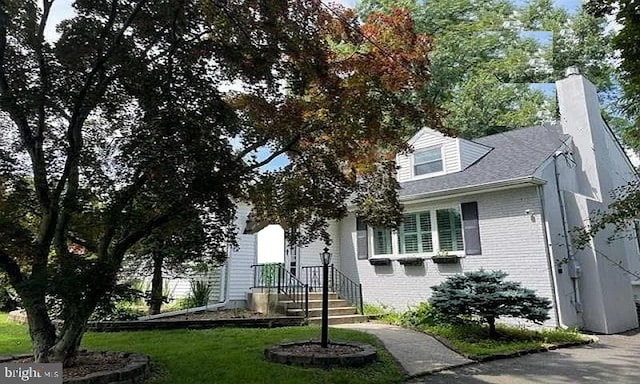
xmin=8 ymin=351 xmax=133 ymax=380
xmin=147 ymin=309 xmax=266 ymax=321
xmin=278 ymin=342 xmax=364 ymax=356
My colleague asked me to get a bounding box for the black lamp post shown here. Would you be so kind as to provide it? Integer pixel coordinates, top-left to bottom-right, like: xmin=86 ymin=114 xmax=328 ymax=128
xmin=320 ymin=247 xmax=331 ymax=348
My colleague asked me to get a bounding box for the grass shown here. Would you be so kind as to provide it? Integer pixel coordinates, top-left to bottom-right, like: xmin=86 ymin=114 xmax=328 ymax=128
xmin=0 ymin=312 xmax=30 ymax=355
xmin=421 ymin=323 xmax=585 ymax=358
xmin=364 ymin=302 xmax=587 ymax=359
xmin=0 ymin=313 xmax=404 ymax=384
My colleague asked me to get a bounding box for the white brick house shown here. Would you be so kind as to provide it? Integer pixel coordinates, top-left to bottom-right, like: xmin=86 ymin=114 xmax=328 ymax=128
xmin=159 ymin=72 xmax=640 ymax=333
xmin=290 ymin=71 xmax=639 ymax=334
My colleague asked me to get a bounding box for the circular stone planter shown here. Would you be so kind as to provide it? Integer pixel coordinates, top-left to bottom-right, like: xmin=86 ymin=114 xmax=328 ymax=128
xmin=0 ymin=351 xmax=150 ymax=384
xmin=264 ymin=341 xmax=377 ymax=368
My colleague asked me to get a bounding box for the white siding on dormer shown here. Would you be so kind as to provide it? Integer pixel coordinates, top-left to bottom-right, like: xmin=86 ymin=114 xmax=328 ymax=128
xmin=397 ymin=128 xmax=460 ymax=182
xmin=458 ymin=139 xmax=492 ymax=170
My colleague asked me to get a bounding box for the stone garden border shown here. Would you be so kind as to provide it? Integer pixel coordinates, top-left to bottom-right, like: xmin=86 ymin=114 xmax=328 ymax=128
xmin=264 ymin=341 xmax=377 ymax=368
xmin=0 ymin=352 xmax=150 ymax=384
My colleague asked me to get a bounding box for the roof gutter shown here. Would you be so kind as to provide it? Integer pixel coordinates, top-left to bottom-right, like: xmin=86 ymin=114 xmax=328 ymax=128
xmin=399 ymin=176 xmax=547 ymax=203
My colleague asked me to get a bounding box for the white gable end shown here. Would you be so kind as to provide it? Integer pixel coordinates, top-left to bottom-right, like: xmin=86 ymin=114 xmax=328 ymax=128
xmin=397 ymin=128 xmax=491 ymax=183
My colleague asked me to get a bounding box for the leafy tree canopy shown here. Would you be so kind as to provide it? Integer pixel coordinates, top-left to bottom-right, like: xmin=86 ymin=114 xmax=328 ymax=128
xmin=587 ymin=0 xmax=640 ymax=148
xmin=0 ymin=0 xmax=438 ymax=364
xmin=357 ymin=0 xmax=619 ymax=138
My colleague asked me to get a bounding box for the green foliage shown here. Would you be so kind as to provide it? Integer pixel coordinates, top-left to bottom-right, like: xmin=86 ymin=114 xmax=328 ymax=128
xmin=422 ymin=323 xmax=584 ymax=358
xmin=399 ymin=302 xmax=448 ymax=328
xmin=88 ymin=282 xmax=145 ymax=322
xmin=586 ymin=0 xmax=640 ymax=145
xmin=0 ymin=1 xmax=438 ymax=362
xmin=363 ymin=303 xmax=403 ymax=324
xmin=260 ymin=263 xmax=280 ymax=289
xmin=430 ymin=270 xmax=551 ymax=337
xmin=357 ymin=0 xmax=620 ymax=138
xmin=89 ymin=303 xmax=146 ymax=322
xmin=0 ymin=273 xmax=18 ymax=311
xmin=180 ymin=280 xmax=213 ymax=309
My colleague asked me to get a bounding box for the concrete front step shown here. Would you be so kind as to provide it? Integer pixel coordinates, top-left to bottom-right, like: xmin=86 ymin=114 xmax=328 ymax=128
xmin=306 ymin=292 xmax=338 ymax=300
xmin=279 ymin=299 xmax=351 ymax=310
xmin=307 ymin=314 xmax=367 ymax=325
xmin=287 ymin=306 xmax=358 ymax=317
xmin=278 ymin=292 xmax=338 ymax=301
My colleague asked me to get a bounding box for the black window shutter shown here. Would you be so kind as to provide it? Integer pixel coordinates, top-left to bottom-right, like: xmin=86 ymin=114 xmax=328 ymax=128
xmin=461 ymin=202 xmax=481 ymax=255
xmin=356 ymin=217 xmax=369 ymax=260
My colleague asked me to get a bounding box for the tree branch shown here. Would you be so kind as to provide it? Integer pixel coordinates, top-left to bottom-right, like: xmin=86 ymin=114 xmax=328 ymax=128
xmin=35 ymin=0 xmax=53 ymax=139
xmin=234 ymin=138 xmax=270 ymax=161
xmin=245 ymin=134 xmax=300 ymax=170
xmin=53 ymin=0 xmax=149 ymax=206
xmin=0 ymin=249 xmax=24 ymax=285
xmin=67 ymin=233 xmax=98 ymax=254
xmin=0 ymin=1 xmax=51 ymax=210
xmin=112 ymin=212 xmax=173 ymax=260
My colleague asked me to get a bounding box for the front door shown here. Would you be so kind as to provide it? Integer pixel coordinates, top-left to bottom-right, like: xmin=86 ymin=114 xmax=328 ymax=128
xmin=285 ymin=245 xmax=299 ymax=277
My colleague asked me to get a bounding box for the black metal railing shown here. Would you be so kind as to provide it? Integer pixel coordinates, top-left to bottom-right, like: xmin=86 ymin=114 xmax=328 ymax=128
xmin=251 ymin=263 xmax=308 ymax=317
xmin=301 ymin=265 xmax=364 ymax=314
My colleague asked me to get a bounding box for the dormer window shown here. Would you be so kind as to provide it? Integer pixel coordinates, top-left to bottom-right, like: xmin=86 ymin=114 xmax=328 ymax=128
xmin=414 ymin=147 xmax=443 ymax=176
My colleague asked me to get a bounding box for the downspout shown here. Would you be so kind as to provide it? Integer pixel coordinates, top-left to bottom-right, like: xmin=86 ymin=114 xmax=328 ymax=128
xmin=553 ymin=152 xmax=583 ymax=315
xmin=537 ymin=184 xmax=564 ymax=328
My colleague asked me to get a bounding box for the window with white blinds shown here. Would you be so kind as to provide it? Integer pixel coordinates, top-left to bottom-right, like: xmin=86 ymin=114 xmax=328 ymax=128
xmin=366 ymin=204 xmax=480 ymax=258
xmin=399 ymin=211 xmax=433 ymax=254
xmin=379 ymin=207 xmax=466 ymax=255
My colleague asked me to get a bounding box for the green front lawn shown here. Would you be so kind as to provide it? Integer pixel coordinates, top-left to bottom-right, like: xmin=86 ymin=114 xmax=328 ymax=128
xmin=423 ymin=323 xmax=585 ymax=358
xmin=0 ymin=313 xmax=30 ymax=355
xmin=367 ymin=304 xmax=587 ymax=359
xmin=0 ymin=313 xmax=403 ymax=384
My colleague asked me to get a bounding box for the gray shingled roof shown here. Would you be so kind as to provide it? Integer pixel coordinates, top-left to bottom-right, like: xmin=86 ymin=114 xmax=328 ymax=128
xmin=399 ymin=123 xmax=569 ymax=199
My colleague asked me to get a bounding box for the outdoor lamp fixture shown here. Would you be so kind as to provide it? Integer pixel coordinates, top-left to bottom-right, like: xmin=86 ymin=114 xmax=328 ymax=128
xmin=320 ymin=247 xmax=331 ymax=348
xmin=320 ymin=247 xmax=332 ymax=266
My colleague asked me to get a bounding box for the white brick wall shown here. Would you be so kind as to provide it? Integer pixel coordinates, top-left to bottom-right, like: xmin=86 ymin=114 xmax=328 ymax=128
xmin=339 ymin=186 xmax=559 ymax=326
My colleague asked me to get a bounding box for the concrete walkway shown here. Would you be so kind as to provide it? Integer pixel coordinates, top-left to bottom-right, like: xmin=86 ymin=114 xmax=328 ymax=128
xmin=333 ymin=322 xmax=473 ymax=377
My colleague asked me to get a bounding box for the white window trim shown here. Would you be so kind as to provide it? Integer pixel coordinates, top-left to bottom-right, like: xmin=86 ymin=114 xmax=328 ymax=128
xmin=411 ymin=145 xmax=446 ymax=180
xmin=369 ymin=203 xmax=466 ymax=259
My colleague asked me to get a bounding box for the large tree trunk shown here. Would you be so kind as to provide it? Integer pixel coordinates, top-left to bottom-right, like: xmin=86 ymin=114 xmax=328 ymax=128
xmin=50 ymin=315 xmax=88 ymax=367
xmin=149 ymin=254 xmax=164 ymax=315
xmin=23 ymin=293 xmax=94 ymax=366
xmin=23 ymin=297 xmax=57 ymax=363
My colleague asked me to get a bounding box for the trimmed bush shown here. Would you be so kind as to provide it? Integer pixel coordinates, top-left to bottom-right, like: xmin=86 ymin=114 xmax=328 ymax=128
xmin=429 ymin=270 xmax=551 ymax=338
